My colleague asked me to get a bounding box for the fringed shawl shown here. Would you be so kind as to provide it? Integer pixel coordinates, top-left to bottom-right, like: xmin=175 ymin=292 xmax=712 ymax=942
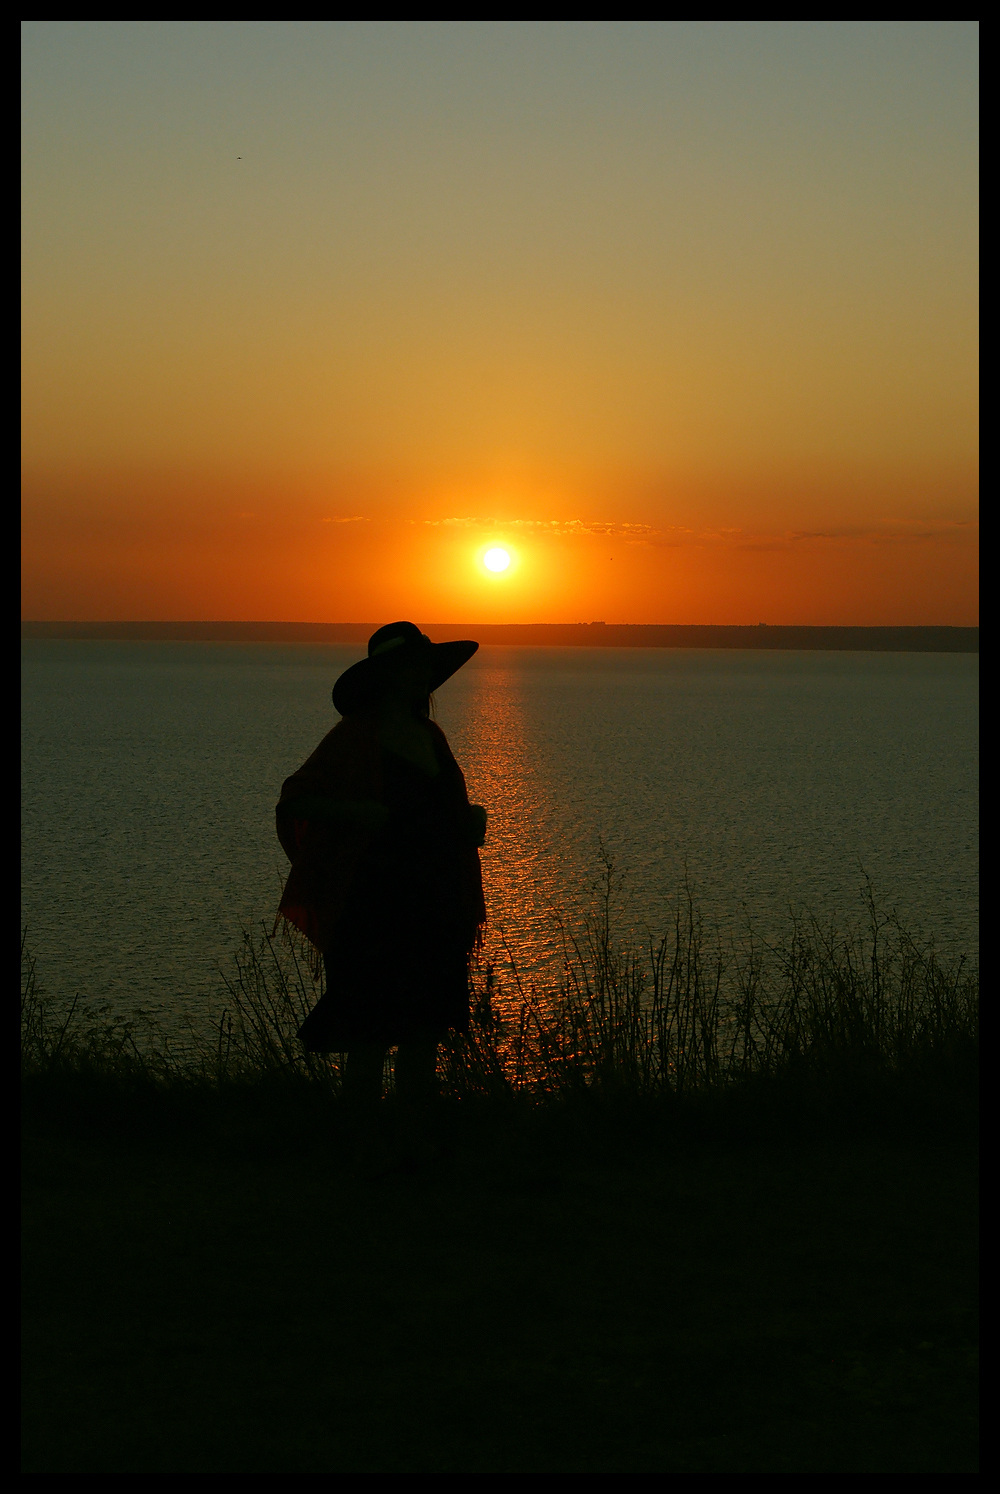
xmin=275 ymin=714 xmax=486 ymax=954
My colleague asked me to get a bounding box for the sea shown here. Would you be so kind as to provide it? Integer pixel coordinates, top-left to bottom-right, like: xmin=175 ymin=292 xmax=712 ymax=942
xmin=21 ymin=640 xmax=979 ymax=1037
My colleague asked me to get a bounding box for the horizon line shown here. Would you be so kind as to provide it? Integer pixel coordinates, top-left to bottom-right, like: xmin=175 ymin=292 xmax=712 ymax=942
xmin=19 ymin=619 xmax=979 ymax=628
xmin=20 ymin=620 xmax=979 ymax=654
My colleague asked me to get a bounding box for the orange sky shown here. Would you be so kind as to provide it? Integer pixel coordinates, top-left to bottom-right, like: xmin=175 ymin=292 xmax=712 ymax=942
xmin=21 ymin=23 xmax=978 ymax=624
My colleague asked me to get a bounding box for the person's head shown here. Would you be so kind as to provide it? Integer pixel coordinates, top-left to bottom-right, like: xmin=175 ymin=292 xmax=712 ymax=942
xmin=376 ymin=646 xmax=435 ymax=718
xmin=332 ymin=622 xmax=478 ymax=719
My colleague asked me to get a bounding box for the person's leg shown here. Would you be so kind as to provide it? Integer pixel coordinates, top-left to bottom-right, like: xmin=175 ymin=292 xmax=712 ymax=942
xmin=342 ymin=1045 xmax=391 ymax=1175
xmin=394 ymin=1039 xmax=439 ymax=1107
xmin=344 ymin=1044 xmax=387 ymax=1108
xmin=392 ymin=1038 xmax=445 ymax=1167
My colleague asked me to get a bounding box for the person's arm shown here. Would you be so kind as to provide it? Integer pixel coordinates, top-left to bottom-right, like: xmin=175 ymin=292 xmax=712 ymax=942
xmin=277 ymin=795 xmax=389 ymax=832
xmin=467 ymin=804 xmax=487 ymax=847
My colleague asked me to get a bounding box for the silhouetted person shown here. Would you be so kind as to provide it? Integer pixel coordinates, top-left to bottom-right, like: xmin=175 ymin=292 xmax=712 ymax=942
xmin=275 ymin=622 xmax=486 ymax=1156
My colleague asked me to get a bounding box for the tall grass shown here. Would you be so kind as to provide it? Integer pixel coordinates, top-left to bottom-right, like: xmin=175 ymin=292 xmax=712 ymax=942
xmin=445 ymin=855 xmax=977 ymax=1130
xmin=21 ymin=930 xmax=168 ymax=1080
xmin=507 ymin=856 xmax=978 ymax=1100
xmin=22 ymin=859 xmax=978 ymax=1136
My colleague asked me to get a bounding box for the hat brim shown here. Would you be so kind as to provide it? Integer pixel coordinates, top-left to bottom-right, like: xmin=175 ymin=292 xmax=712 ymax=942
xmin=333 ymin=638 xmax=478 ymax=715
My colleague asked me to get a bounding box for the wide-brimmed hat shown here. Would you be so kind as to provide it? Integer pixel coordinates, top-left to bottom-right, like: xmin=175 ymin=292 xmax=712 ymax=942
xmin=332 ymin=621 xmax=478 ymax=716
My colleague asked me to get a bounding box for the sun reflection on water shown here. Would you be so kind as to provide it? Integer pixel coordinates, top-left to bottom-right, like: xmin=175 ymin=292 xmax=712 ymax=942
xmin=453 ymin=663 xmax=561 ymax=972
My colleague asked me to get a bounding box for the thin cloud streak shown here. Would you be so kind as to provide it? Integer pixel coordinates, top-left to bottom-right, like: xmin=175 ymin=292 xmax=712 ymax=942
xmin=421 ymin=516 xmax=978 ymax=550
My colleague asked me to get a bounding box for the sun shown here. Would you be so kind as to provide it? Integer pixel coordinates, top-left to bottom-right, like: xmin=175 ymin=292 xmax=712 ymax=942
xmin=483 ymin=546 xmax=511 ymax=573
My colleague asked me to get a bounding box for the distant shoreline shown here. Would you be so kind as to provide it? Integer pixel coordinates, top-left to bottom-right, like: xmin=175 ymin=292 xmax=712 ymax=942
xmin=21 ymin=621 xmax=979 ymax=652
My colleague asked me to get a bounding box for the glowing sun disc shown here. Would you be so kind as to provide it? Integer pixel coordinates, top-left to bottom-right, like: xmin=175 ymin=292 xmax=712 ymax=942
xmin=483 ymin=547 xmax=511 ymax=573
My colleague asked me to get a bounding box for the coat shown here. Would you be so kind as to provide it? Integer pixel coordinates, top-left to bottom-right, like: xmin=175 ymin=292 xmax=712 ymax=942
xmin=275 ymin=713 xmax=486 ymax=957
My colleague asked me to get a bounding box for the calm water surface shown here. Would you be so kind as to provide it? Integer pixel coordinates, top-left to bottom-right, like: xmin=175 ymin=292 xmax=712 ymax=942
xmin=21 ymin=641 xmax=978 ymax=1034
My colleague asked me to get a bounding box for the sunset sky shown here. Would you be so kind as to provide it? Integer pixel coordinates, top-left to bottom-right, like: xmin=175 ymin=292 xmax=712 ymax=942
xmin=21 ymin=22 xmax=978 ymax=625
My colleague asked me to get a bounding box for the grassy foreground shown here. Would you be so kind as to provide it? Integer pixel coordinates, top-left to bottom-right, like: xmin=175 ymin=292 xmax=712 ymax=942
xmin=21 ymin=878 xmax=978 ymax=1472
